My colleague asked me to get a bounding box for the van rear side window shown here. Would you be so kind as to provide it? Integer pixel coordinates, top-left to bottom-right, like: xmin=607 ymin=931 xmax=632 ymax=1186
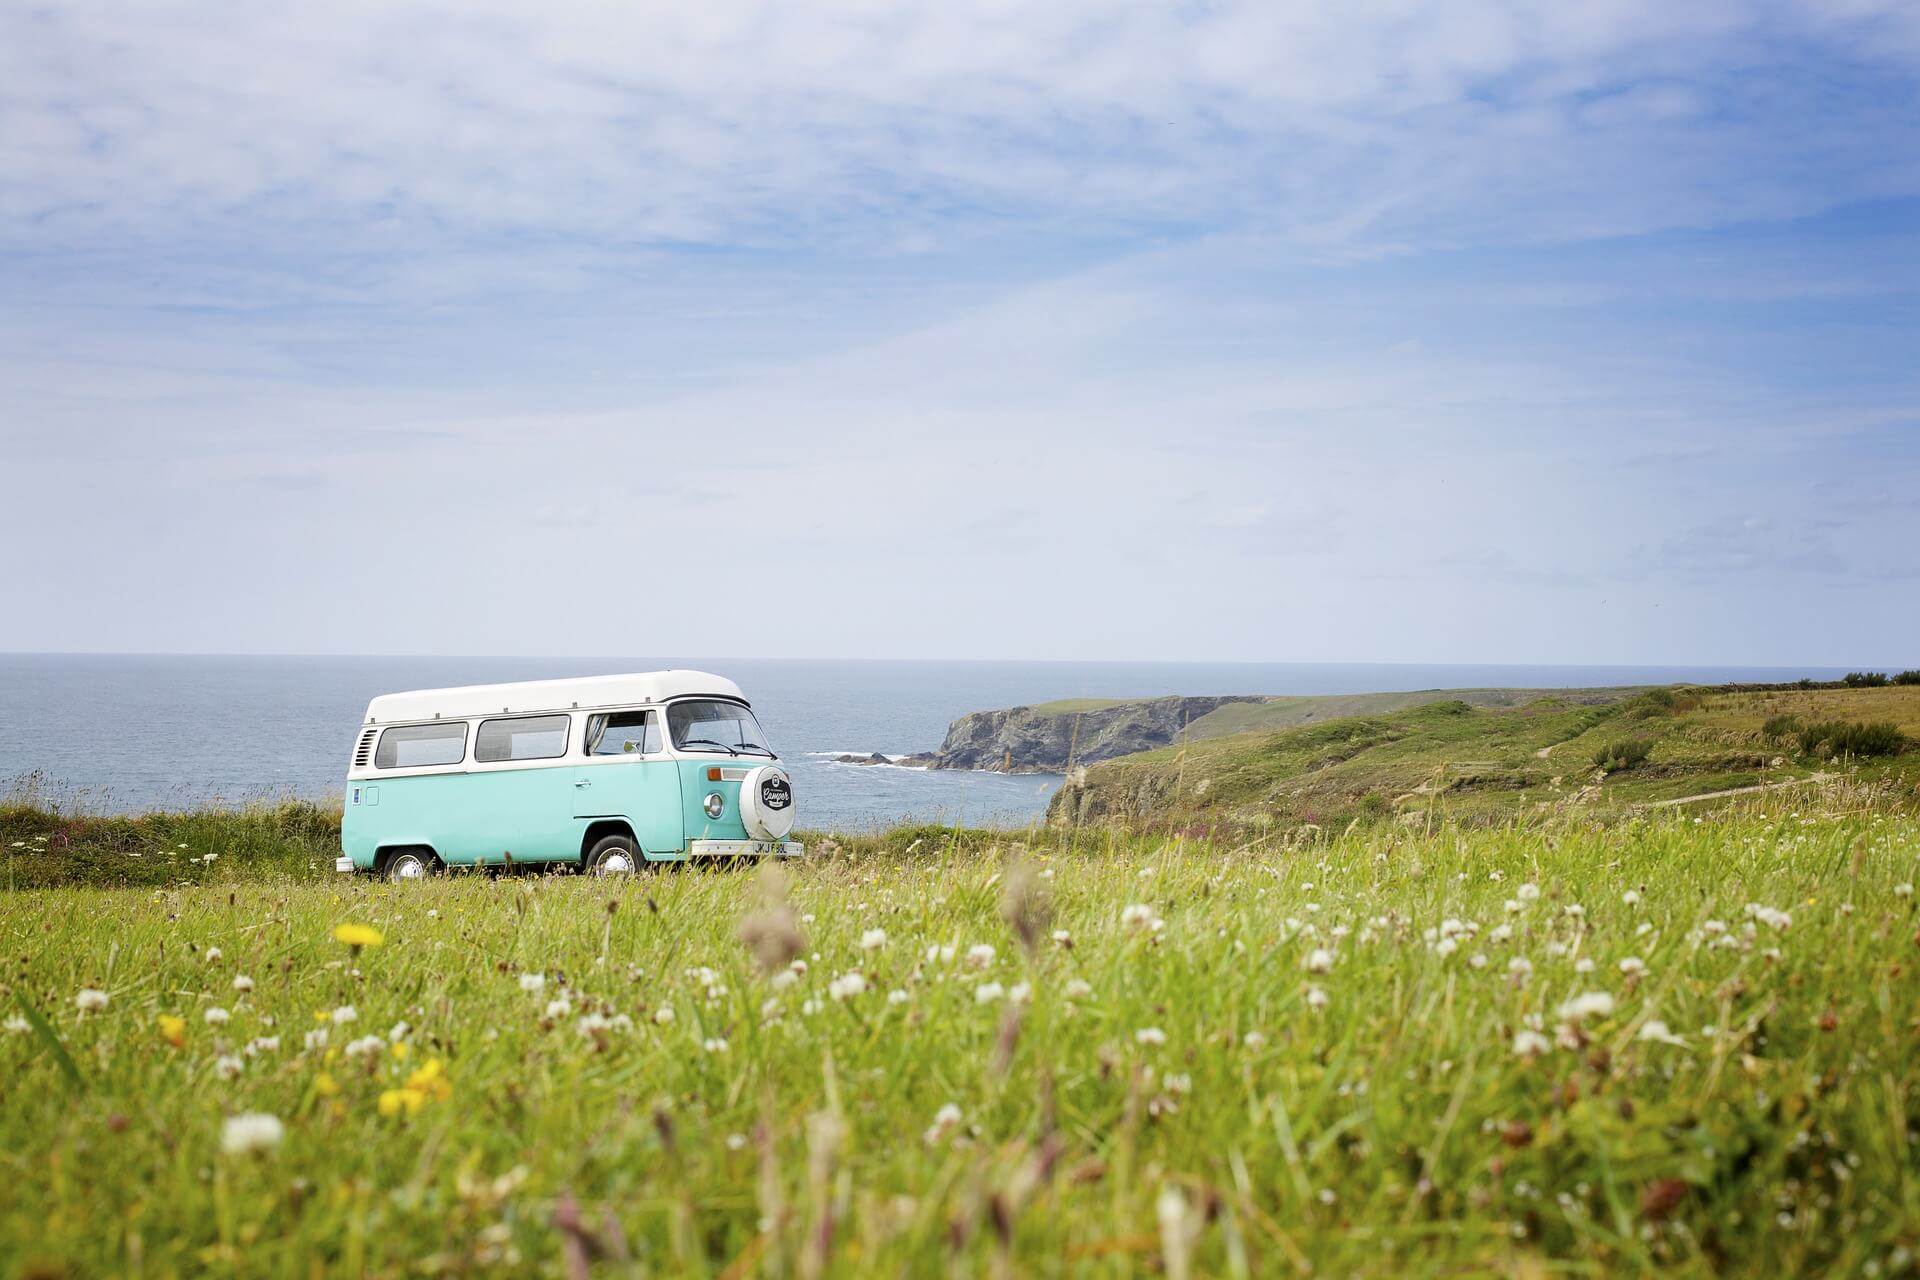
xmin=586 ymin=711 xmax=661 ymax=755
xmin=475 ymin=714 xmax=571 ymax=763
xmin=375 ymin=722 xmax=467 ymax=769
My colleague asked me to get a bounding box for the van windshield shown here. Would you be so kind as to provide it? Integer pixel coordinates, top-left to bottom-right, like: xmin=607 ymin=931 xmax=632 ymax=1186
xmin=667 ymin=699 xmax=773 ymax=757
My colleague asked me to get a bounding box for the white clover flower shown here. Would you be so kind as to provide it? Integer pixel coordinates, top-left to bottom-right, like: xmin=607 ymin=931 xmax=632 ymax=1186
xmin=1008 ymin=981 xmax=1033 ymax=1005
xmin=1564 ymin=904 xmax=1585 ymax=919
xmin=1745 ymin=903 xmax=1793 ymax=931
xmin=518 ymin=973 xmax=545 ymax=993
xmin=1305 ymin=948 xmax=1334 ymax=974
xmin=974 ymin=981 xmax=1006 ymax=1005
xmin=204 ymin=1007 xmax=231 ymax=1026
xmin=572 ymin=1011 xmax=609 ymax=1040
xmin=1507 ymin=956 xmax=1533 ymax=979
xmin=1504 ymin=899 xmax=1524 ymax=915
xmin=887 ymin=989 xmax=910 ymax=1006
xmin=965 ymin=944 xmax=996 ymax=969
xmin=1434 ymin=937 xmax=1458 ymax=958
xmin=1488 ymin=923 xmax=1513 ymax=944
xmin=924 ymin=944 xmax=955 ymax=964
xmin=214 ymin=1054 xmax=244 ymax=1080
xmin=1702 ymin=919 xmax=1728 ymax=935
xmin=860 ymin=928 xmax=888 ymax=951
xmin=1052 ymin=929 xmax=1072 ymax=946
xmin=75 ymin=988 xmax=109 ymax=1013
xmin=244 ymin=1036 xmax=279 ymax=1056
xmin=388 ymin=1021 xmax=409 ymax=1043
xmin=828 ymin=971 xmax=868 ymax=1001
xmin=303 ymin=1028 xmax=329 ymax=1051
xmin=1243 ymin=1031 xmax=1267 ymax=1050
xmin=653 ymin=1006 xmax=675 ymax=1025
xmin=220 ymin=1113 xmax=284 ymax=1155
xmin=3 ymin=1016 xmax=29 ymax=1034
xmin=1557 ymin=992 xmax=1616 ymax=1022
xmin=769 ymin=969 xmax=799 ymax=992
xmin=1622 ymin=890 xmax=1642 ymax=907
xmin=343 ymin=1035 xmax=384 ymax=1058
xmin=331 ymin=1006 xmax=357 ymax=1025
xmin=1897 ymin=883 xmax=1914 ymax=898
xmin=1135 ymin=1027 xmax=1167 ymax=1046
xmin=1637 ymin=1019 xmax=1686 ymax=1046
xmin=1517 ymin=884 xmax=1540 ymax=902
xmin=232 ymin=975 xmax=254 ymax=994
xmin=205 ymin=946 xmax=223 ymax=963
xmin=1064 ymin=978 xmax=1093 ymax=1000
xmin=1618 ymin=956 xmax=1648 ymax=978
xmin=923 ymin=1102 xmax=963 ymax=1146
xmin=1512 ymin=1029 xmax=1552 ymax=1057
xmin=1120 ymin=904 xmax=1156 ymax=930
xmin=800 ymin=998 xmax=823 ymax=1016
xmin=1635 ymin=921 xmax=1654 ymax=938
xmin=544 ymin=998 xmax=573 ymax=1020
xmin=703 ymin=1037 xmax=729 ymax=1054
xmin=1468 ymin=953 xmax=1489 ymax=970
xmin=1305 ymin=985 xmax=1329 ymax=1011
xmin=1574 ymin=958 xmax=1596 ymax=974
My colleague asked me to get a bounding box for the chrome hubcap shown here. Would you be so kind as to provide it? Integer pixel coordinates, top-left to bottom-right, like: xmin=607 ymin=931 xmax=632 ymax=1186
xmin=600 ymin=852 xmax=634 ymax=874
xmin=393 ymin=857 xmax=425 ymax=879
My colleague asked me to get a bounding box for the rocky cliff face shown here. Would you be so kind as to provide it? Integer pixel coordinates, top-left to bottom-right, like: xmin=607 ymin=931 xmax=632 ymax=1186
xmin=926 ymin=696 xmax=1262 ymax=773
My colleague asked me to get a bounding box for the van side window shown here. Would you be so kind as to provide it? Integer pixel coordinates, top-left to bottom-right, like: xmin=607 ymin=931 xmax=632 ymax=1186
xmin=474 ymin=714 xmax=571 ymax=763
xmin=586 ymin=711 xmax=661 ymax=755
xmin=375 ymin=722 xmax=467 ymax=769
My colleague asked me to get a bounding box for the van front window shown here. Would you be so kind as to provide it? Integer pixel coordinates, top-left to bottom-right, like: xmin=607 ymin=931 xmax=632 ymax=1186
xmin=667 ymin=700 xmax=773 ymax=757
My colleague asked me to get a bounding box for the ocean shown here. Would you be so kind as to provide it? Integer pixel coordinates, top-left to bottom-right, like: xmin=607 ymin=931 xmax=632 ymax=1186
xmin=0 ymin=655 xmax=1850 ymax=830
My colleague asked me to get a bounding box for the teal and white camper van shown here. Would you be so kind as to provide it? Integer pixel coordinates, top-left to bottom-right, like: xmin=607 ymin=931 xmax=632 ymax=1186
xmin=336 ymin=671 xmax=801 ymax=880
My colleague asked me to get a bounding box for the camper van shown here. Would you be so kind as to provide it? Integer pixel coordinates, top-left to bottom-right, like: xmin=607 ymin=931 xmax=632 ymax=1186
xmin=336 ymin=671 xmax=800 ymax=879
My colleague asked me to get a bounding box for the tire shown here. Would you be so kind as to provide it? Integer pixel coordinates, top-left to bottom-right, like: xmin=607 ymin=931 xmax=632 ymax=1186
xmin=584 ymin=832 xmax=640 ymax=875
xmin=383 ymin=848 xmax=439 ymax=883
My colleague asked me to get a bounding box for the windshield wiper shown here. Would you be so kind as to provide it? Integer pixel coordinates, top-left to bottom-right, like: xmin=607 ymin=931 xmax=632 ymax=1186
xmin=678 ymin=737 xmax=738 ymax=756
xmin=732 ymin=743 xmax=774 ymax=757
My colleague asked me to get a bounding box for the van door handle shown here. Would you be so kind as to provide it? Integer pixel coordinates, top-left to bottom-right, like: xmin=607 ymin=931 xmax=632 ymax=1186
xmin=574 ymin=779 xmax=591 ymax=788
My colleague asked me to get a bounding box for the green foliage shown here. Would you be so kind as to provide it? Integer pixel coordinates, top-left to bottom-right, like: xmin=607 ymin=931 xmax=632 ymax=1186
xmin=3 ymin=810 xmax=1918 ymax=1275
xmin=0 ymin=801 xmax=342 ymax=890
xmin=1761 ymin=714 xmax=1803 ymax=742
xmin=1894 ymin=670 xmax=1920 ymax=686
xmin=1591 ymin=738 xmax=1654 ymax=771
xmin=1842 ymin=671 xmax=1890 ymax=688
xmin=1795 ymin=720 xmax=1907 ymax=758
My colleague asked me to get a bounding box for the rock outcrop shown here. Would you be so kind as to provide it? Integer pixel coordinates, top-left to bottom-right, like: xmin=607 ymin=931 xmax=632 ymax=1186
xmin=924 ymin=696 xmax=1261 ymax=773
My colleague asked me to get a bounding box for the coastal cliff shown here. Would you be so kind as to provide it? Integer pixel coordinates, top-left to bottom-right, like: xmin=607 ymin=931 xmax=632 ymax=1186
xmin=922 ymin=696 xmax=1261 ymax=773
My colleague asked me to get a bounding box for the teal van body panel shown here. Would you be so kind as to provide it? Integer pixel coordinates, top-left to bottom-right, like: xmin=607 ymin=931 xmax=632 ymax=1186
xmin=345 ymin=768 xmax=578 ymax=867
xmin=677 ymin=761 xmax=751 ymax=845
xmin=573 ymin=760 xmax=684 ymax=858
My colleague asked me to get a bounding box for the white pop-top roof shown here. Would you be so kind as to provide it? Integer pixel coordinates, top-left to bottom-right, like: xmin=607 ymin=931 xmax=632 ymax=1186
xmin=363 ymin=671 xmax=747 ymax=725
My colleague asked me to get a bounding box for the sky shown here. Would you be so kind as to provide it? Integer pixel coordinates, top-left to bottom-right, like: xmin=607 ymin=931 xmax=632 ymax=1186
xmin=2 ymin=1 xmax=1917 ymax=665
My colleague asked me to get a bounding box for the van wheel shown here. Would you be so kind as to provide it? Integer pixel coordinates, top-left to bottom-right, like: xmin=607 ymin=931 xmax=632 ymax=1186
xmin=584 ymin=833 xmax=640 ymax=875
xmin=383 ymin=849 xmax=439 ymax=882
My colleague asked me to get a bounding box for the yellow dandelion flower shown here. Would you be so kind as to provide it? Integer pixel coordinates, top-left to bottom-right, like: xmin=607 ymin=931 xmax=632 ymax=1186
xmin=391 ymin=1042 xmax=409 ymax=1060
xmin=332 ymin=923 xmax=384 ymax=949
xmin=314 ymin=1071 xmax=339 ymax=1097
xmin=378 ymin=1088 xmax=425 ymax=1117
xmin=313 ymin=1010 xmax=332 ymax=1024
xmin=157 ymin=1014 xmax=187 ymax=1049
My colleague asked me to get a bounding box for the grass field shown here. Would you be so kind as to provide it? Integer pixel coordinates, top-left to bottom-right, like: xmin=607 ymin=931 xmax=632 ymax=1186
xmin=6 ymin=796 xmax=1920 ymax=1276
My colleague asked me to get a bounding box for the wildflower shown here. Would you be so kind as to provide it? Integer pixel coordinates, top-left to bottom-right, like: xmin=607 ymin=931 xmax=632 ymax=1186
xmin=1574 ymin=958 xmax=1595 ymax=974
xmin=1638 ymin=1019 xmax=1686 ymax=1046
xmin=1469 ymin=953 xmax=1489 ymax=970
xmin=1504 ymin=899 xmax=1524 ymax=915
xmin=1243 ymin=1031 xmax=1267 ymax=1050
xmin=214 ymin=1054 xmax=245 ymax=1081
xmin=703 ymin=1037 xmax=729 ymax=1054
xmin=1564 ymin=904 xmax=1585 ymax=919
xmin=518 ymin=973 xmax=545 ymax=993
xmin=76 ymin=988 xmax=109 ymax=1013
xmin=1897 ymin=883 xmax=1914 ymax=898
xmin=1489 ymin=924 xmax=1513 ymax=943
xmin=3 ymin=1016 xmax=27 ymax=1035
xmin=232 ymin=975 xmax=254 ymax=994
xmin=1517 ymin=883 xmax=1541 ymax=902
xmin=726 ymin=1133 xmax=748 ymax=1151
xmin=332 ymin=923 xmax=384 ymax=949
xmin=1622 ymin=890 xmax=1642 ymax=906
xmin=1135 ymin=1027 xmax=1167 ymax=1046
xmin=965 ymin=944 xmax=996 ymax=969
xmin=1008 ymin=981 xmax=1032 ymax=1004
xmin=860 ymin=928 xmax=887 ymax=951
xmin=1064 ymin=978 xmax=1093 ymax=1000
xmin=1305 ymin=985 xmax=1328 ymax=1011
xmin=887 ymin=989 xmax=909 ymax=1006
xmin=331 ymin=1006 xmax=358 ymax=1025
xmin=1164 ymin=1072 xmax=1192 ymax=1094
xmin=974 ymin=981 xmax=1005 ymax=1005
xmin=924 ymin=944 xmax=956 ymax=964
xmin=1512 ymin=1029 xmax=1552 ymax=1057
xmin=343 ymin=1035 xmax=384 ymax=1058
xmin=220 ymin=1113 xmax=284 ymax=1154
xmin=388 ymin=1021 xmax=409 ymax=1043
xmin=205 ymin=1007 xmax=231 ymax=1026
xmin=1121 ymin=904 xmax=1156 ymax=930
xmin=1557 ymin=992 xmax=1616 ymax=1022
xmin=314 ymin=1071 xmax=339 ymax=1097
xmin=1508 ymin=956 xmax=1533 ymax=979
xmin=1435 ymin=937 xmax=1458 ymax=958
xmin=828 ymin=972 xmax=868 ymax=1001
xmin=379 ymin=1088 xmax=426 ymax=1118
xmin=1618 ymin=956 xmax=1648 ymax=978
xmin=653 ymin=1006 xmax=675 ymax=1025
xmin=158 ymin=1014 xmax=187 ymax=1048
xmin=1305 ymin=947 xmax=1334 ymax=974
xmin=1052 ymin=929 xmax=1072 ymax=947
xmin=244 ymin=1036 xmax=280 ymax=1056
xmin=205 ymin=947 xmax=223 ymax=963
xmin=303 ymin=1028 xmax=329 ymax=1051
xmin=769 ymin=969 xmax=799 ymax=992
xmin=923 ymin=1102 xmax=963 ymax=1146
xmin=1745 ymin=903 xmax=1792 ymax=932
xmin=544 ymin=998 xmax=572 ymax=1020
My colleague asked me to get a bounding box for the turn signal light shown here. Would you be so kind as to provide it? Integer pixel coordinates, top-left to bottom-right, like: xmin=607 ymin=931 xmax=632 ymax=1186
xmin=707 ymin=767 xmax=722 ymax=781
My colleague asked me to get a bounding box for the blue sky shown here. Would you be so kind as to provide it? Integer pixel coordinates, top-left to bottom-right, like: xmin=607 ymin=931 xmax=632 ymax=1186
xmin=1 ymin=1 xmax=1917 ymax=663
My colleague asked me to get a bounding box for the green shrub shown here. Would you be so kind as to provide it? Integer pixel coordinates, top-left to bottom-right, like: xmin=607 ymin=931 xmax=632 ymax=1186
xmin=1761 ymin=714 xmax=1802 ymax=742
xmin=1893 ymin=670 xmax=1920 ymax=686
xmin=1842 ymin=672 xmax=1890 ymax=688
xmin=1796 ymin=720 xmax=1907 ymax=758
xmin=1591 ymin=738 xmax=1654 ymax=771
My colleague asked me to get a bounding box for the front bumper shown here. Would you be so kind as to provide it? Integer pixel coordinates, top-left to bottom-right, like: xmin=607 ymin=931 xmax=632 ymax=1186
xmin=688 ymin=839 xmax=804 ymax=858
xmin=335 ymin=856 xmax=355 ymax=873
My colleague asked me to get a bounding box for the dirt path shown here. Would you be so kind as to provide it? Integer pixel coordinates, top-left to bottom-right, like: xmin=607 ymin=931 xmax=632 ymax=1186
xmin=1641 ymin=773 xmax=1834 ymax=808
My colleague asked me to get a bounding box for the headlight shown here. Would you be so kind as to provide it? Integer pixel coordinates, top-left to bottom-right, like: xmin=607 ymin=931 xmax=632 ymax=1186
xmin=703 ymin=792 xmax=726 ymax=819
